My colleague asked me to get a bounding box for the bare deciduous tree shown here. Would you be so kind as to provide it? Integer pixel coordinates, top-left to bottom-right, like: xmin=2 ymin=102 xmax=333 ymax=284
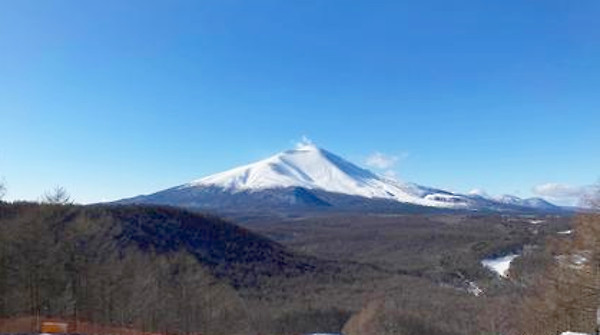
xmin=585 ymin=183 xmax=600 ymax=210
xmin=0 ymin=179 xmax=5 ymax=200
xmin=42 ymin=186 xmax=72 ymax=204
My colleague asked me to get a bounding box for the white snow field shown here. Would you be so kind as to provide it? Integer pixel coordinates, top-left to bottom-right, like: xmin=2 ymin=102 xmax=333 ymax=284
xmin=481 ymin=254 xmax=520 ymax=277
xmin=187 ymin=143 xmax=475 ymax=208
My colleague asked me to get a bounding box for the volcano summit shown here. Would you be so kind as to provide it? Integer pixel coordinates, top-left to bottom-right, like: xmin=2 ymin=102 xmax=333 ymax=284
xmin=117 ymin=144 xmax=561 ymax=215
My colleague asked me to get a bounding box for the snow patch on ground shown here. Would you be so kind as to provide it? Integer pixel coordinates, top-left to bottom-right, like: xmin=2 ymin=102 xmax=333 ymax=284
xmin=466 ymin=281 xmax=483 ymax=296
xmin=482 ymin=254 xmax=520 ymax=277
xmin=557 ymin=229 xmax=573 ymax=235
xmin=556 ymin=253 xmax=589 ymax=269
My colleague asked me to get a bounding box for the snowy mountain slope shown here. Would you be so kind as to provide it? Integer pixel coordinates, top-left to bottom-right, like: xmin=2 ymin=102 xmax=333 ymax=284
xmin=496 ymin=195 xmax=558 ymax=210
xmin=184 ymin=143 xmax=474 ymax=209
xmin=117 ymin=143 xmax=564 ymax=214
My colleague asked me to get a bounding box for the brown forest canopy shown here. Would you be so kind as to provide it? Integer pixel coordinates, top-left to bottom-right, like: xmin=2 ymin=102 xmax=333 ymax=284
xmin=0 ymin=203 xmax=290 ymax=334
xmin=0 ymin=198 xmax=593 ymax=335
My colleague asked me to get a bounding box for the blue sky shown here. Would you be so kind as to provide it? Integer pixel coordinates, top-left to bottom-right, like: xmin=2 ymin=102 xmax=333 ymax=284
xmin=1 ymin=0 xmax=598 ymax=205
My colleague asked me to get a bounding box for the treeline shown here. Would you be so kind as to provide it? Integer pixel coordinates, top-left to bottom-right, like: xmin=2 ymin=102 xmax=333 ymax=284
xmin=0 ymin=203 xmax=255 ymax=334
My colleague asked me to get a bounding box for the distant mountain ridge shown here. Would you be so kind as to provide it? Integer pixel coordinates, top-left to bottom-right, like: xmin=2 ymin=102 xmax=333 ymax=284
xmin=117 ymin=144 xmax=564 ymax=214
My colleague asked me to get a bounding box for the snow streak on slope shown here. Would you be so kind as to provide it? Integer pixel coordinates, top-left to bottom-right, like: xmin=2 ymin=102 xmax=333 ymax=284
xmin=185 ymin=144 xmax=473 ymax=208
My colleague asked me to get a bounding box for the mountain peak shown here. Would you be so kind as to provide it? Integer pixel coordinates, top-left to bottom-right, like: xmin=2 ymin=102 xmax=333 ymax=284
xmin=120 ymin=144 xmax=563 ymax=213
xmin=183 ymin=145 xmax=477 ymax=208
xmin=188 ymin=144 xmax=380 ymax=197
xmin=293 ymin=141 xmax=320 ymax=152
xmin=294 ymin=136 xmax=319 ymax=151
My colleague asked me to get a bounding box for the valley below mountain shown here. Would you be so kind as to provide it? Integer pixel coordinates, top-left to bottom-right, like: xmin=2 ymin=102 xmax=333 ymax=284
xmin=0 ymin=201 xmax=576 ymax=335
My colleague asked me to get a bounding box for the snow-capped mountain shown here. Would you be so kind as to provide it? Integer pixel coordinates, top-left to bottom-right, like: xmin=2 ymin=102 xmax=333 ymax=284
xmin=117 ymin=144 xmax=563 ymax=214
xmin=494 ymin=194 xmax=557 ymax=210
xmin=188 ymin=143 xmax=475 ymax=208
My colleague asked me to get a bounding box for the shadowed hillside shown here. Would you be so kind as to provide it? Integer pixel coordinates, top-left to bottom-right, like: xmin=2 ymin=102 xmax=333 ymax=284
xmin=0 ymin=203 xmax=329 ymax=334
xmin=104 ymin=204 xmax=320 ymax=286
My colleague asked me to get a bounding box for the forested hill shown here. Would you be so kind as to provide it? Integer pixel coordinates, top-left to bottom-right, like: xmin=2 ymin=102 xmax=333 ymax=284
xmin=0 ymin=203 xmax=324 ymax=334
xmin=102 ymin=204 xmax=319 ymax=284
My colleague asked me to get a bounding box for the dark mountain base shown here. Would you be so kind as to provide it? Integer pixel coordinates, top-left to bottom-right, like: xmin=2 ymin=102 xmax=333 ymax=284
xmin=117 ymin=186 xmax=567 ymax=218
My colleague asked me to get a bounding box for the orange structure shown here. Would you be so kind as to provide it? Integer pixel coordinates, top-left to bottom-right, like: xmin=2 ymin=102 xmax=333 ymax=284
xmin=41 ymin=321 xmax=69 ymax=333
xmin=0 ymin=316 xmax=173 ymax=335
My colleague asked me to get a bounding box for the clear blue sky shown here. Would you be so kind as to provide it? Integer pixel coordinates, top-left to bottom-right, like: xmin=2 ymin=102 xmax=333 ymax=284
xmin=1 ymin=0 xmax=598 ymax=205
